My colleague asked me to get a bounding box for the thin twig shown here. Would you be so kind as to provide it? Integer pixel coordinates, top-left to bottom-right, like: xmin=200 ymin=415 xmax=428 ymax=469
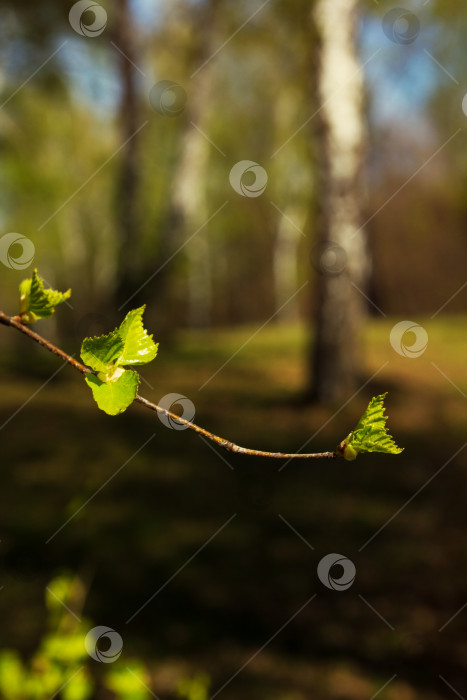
xmin=0 ymin=311 xmax=337 ymax=460
xmin=0 ymin=312 xmax=92 ymax=374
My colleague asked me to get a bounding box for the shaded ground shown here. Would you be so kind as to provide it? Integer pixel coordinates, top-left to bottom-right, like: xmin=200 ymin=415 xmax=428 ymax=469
xmin=0 ymin=316 xmax=466 ymax=699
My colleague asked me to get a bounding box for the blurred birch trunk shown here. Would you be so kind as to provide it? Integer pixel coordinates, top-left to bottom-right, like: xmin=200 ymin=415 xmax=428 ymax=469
xmin=171 ymin=67 xmax=213 ymax=328
xmin=310 ymin=0 xmax=370 ymax=401
xmin=113 ymin=0 xmax=142 ymax=313
xmin=153 ymin=0 xmax=222 ymax=329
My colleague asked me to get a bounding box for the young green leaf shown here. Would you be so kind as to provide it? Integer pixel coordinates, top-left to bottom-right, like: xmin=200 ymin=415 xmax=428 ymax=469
xmin=336 ymin=393 xmax=403 ymax=461
xmin=80 ymin=306 xmax=158 ymax=415
xmin=80 ymin=331 xmax=125 ymax=376
xmin=118 ymin=306 xmax=159 ymax=365
xmin=19 ymin=269 xmax=71 ymax=324
xmin=84 ymin=370 xmax=140 ymax=416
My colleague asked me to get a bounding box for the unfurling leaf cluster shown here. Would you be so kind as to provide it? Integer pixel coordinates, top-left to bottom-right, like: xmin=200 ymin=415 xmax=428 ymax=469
xmin=80 ymin=306 xmax=158 ymax=415
xmin=15 ymin=270 xmax=158 ymax=416
xmin=336 ymin=393 xmax=404 ymax=461
xmin=19 ymin=269 xmax=71 ymax=324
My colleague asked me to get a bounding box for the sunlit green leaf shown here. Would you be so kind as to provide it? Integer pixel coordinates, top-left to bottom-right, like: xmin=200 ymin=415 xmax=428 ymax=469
xmin=106 ymin=662 xmax=151 ymax=698
xmin=85 ymin=370 xmax=140 ymax=415
xmin=19 ymin=269 xmax=71 ymax=323
xmin=61 ymin=667 xmax=93 ymax=700
xmin=42 ymin=634 xmax=88 ymax=665
xmin=118 ymin=306 xmax=158 ymax=365
xmin=0 ymin=651 xmax=25 ymax=697
xmin=80 ymin=331 xmax=124 ymax=374
xmin=337 ymin=393 xmax=403 ymax=460
xmin=45 ymin=575 xmax=75 ymax=614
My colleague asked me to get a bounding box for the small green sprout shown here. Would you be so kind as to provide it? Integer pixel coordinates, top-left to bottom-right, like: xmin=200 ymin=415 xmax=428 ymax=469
xmin=18 ymin=269 xmax=71 ymax=324
xmin=336 ymin=393 xmax=403 ymax=460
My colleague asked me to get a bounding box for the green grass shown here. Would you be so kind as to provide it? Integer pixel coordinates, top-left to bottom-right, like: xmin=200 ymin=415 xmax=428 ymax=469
xmin=0 ymin=315 xmax=466 ymax=699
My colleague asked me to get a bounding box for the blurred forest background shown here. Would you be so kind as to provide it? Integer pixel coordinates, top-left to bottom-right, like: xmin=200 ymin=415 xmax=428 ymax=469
xmin=0 ymin=0 xmax=466 ymax=699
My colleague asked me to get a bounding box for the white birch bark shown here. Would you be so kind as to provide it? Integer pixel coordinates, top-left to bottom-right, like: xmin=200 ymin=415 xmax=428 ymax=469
xmin=172 ymin=96 xmax=212 ymax=327
xmin=311 ymin=0 xmax=370 ymax=400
